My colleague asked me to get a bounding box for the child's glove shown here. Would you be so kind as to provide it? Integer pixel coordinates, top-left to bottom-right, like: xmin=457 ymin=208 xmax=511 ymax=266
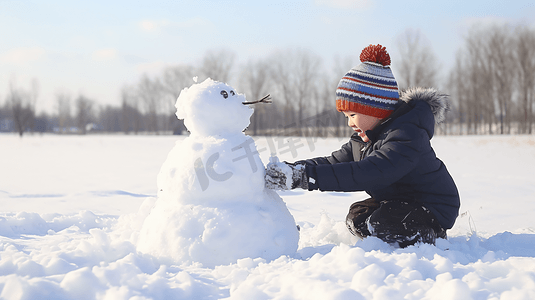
xmin=265 ymin=158 xmax=308 ymax=190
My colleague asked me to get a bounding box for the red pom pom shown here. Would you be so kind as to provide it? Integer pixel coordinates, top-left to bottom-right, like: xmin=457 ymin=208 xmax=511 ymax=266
xmin=360 ymin=44 xmax=391 ymax=66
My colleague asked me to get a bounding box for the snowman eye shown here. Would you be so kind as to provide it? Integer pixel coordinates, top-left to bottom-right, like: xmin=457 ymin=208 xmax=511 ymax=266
xmin=220 ymin=90 xmax=228 ymax=99
xmin=230 ymin=90 xmax=235 ymax=96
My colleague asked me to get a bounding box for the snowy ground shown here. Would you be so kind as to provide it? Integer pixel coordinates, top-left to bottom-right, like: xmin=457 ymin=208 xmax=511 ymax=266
xmin=1 ymin=133 xmax=534 ymax=299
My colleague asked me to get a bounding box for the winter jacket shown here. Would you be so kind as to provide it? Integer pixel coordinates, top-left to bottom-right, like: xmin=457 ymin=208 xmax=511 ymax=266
xmin=302 ymin=87 xmax=460 ymax=230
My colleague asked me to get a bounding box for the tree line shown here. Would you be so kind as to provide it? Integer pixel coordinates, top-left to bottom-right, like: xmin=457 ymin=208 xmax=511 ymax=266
xmin=447 ymin=25 xmax=535 ymax=135
xmin=1 ymin=24 xmax=534 ymax=137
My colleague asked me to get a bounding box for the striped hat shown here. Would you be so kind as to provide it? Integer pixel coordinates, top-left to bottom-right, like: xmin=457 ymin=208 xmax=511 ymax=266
xmin=336 ymin=44 xmax=399 ymax=119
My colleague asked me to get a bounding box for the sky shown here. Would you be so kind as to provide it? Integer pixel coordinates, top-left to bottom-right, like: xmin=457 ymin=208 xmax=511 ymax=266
xmin=1 ymin=0 xmax=534 ymax=114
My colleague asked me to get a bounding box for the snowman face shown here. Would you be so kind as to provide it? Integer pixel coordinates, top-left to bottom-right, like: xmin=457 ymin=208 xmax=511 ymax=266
xmin=176 ymin=78 xmax=254 ymax=136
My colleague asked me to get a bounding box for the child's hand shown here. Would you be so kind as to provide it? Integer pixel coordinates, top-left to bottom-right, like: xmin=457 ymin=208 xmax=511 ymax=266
xmin=265 ymin=159 xmax=308 ymax=190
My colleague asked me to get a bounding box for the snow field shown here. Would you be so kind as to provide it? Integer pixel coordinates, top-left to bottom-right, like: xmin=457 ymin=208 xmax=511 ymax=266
xmin=1 ymin=134 xmax=535 ymax=299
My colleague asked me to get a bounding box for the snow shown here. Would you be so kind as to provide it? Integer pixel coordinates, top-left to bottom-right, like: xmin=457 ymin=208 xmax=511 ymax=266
xmin=1 ymin=130 xmax=535 ymax=299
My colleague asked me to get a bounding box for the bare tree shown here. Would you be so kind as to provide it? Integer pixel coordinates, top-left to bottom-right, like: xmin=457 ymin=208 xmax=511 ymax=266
xmin=238 ymin=58 xmax=271 ymax=135
xmin=448 ymin=52 xmax=468 ymax=135
xmin=466 ymin=31 xmax=491 ymax=134
xmin=199 ymin=49 xmax=236 ymax=83
xmin=121 ymin=85 xmax=136 ymax=134
xmin=269 ymin=49 xmax=322 ymax=135
xmin=486 ymin=25 xmax=516 ymax=134
xmin=161 ymin=65 xmax=196 ymax=104
xmin=315 ymin=74 xmax=340 ymax=137
xmin=7 ymin=79 xmax=37 ymax=137
xmin=515 ymin=26 xmax=535 ymax=134
xmin=294 ymin=50 xmax=322 ymax=130
xmin=55 ymin=91 xmax=72 ymax=133
xmin=121 ymin=88 xmax=132 ymax=134
xmin=75 ymin=94 xmax=94 ymax=134
xmin=268 ymin=51 xmax=296 ymax=132
xmin=137 ymin=74 xmax=163 ymax=133
xmin=120 ymin=85 xmax=142 ymax=134
xmin=98 ymin=105 xmax=121 ymax=132
xmin=448 ymin=24 xmax=531 ymax=135
xmin=396 ymin=29 xmax=440 ymax=89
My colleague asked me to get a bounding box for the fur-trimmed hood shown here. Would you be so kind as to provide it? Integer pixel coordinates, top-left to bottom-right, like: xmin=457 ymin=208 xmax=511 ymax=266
xmin=399 ymin=87 xmax=449 ymax=124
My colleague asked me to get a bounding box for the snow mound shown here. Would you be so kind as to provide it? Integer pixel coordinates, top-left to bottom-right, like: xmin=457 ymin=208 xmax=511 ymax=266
xmin=1 ymin=211 xmax=535 ymax=299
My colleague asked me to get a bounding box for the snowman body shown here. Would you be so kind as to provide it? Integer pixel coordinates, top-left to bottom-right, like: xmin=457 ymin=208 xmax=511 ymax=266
xmin=137 ymin=79 xmax=299 ymax=267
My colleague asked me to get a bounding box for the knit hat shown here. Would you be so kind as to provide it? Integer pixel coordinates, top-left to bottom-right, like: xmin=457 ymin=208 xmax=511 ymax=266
xmin=336 ymin=44 xmax=399 ymax=119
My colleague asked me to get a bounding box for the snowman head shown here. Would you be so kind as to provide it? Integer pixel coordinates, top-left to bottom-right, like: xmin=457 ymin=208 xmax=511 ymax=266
xmin=175 ymin=78 xmax=253 ymax=136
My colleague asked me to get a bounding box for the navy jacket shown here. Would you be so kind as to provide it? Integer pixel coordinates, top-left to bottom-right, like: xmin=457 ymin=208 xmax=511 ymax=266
xmin=302 ymin=88 xmax=460 ymax=229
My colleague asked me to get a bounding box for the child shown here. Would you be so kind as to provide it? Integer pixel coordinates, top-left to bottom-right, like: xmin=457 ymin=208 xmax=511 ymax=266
xmin=265 ymin=44 xmax=460 ymax=247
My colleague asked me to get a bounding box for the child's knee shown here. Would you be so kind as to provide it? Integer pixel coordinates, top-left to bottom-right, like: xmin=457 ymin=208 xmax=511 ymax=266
xmin=365 ymin=200 xmax=444 ymax=247
xmin=346 ymin=198 xmax=379 ymax=237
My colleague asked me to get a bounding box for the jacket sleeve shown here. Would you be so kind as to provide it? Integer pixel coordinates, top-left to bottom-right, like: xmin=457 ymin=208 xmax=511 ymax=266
xmin=306 ymin=123 xmax=426 ymax=192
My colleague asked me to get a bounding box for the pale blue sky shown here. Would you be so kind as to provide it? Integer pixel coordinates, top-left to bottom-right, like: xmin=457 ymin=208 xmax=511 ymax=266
xmin=1 ymin=0 xmax=534 ymax=113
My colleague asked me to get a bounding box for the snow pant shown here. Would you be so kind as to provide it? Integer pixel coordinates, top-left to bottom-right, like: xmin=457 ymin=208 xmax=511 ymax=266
xmin=346 ymin=198 xmax=446 ymax=248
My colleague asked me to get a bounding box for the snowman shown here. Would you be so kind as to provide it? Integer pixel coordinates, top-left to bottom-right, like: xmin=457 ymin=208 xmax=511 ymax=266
xmin=137 ymin=78 xmax=299 ymax=267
